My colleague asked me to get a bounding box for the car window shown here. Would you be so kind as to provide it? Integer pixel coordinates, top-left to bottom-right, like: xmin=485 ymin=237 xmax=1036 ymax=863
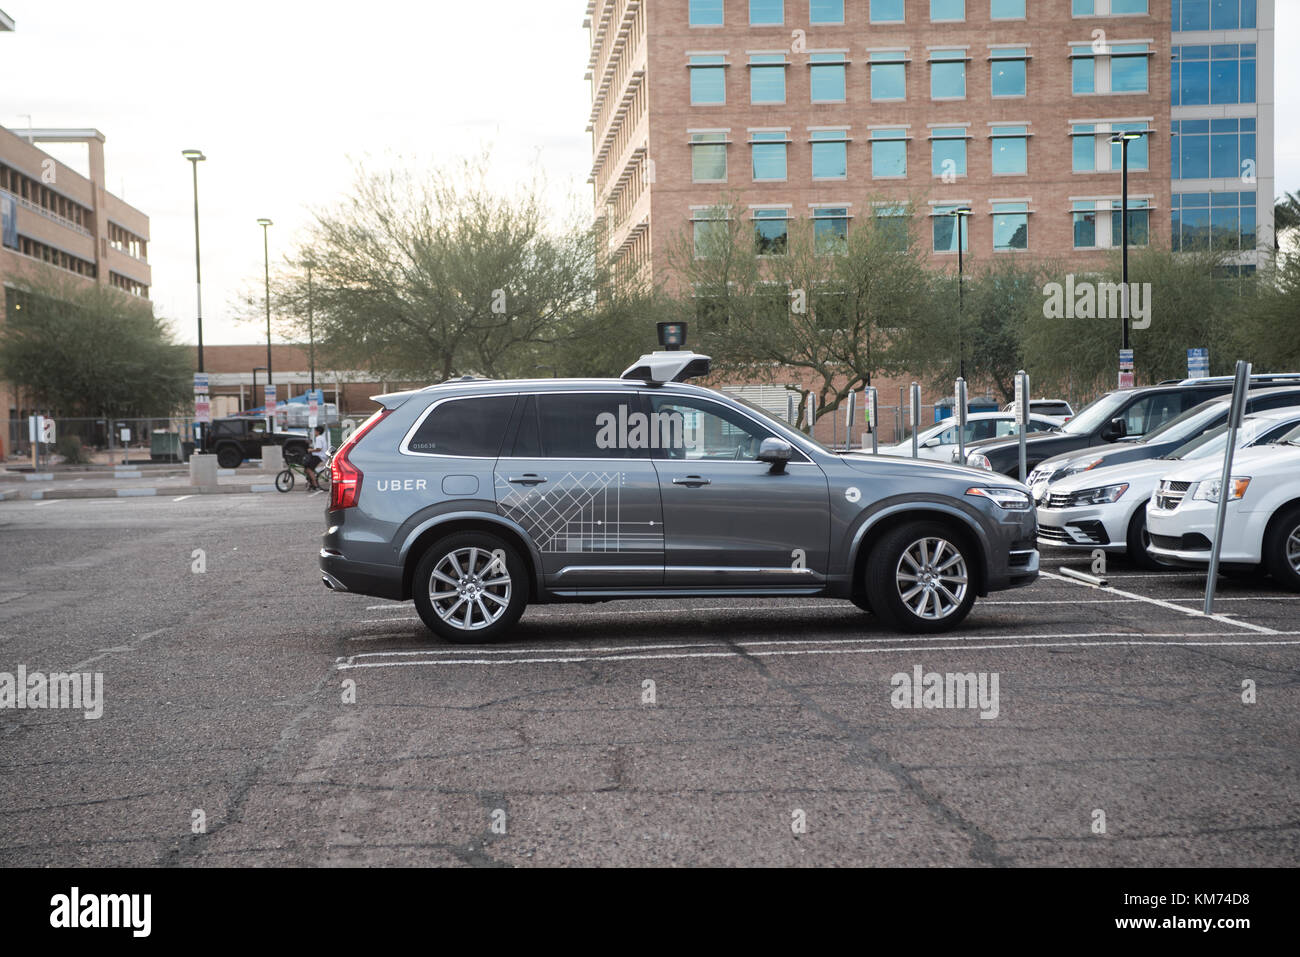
xmin=513 ymin=393 xmax=645 ymax=459
xmin=648 ymin=394 xmax=799 ymax=462
xmin=1253 ymin=392 xmax=1300 ymax=411
xmin=408 ymin=394 xmax=517 ymax=457
xmin=967 ymin=419 xmax=998 ymax=442
xmin=1121 ymin=393 xmax=1183 ymax=437
xmin=250 ymin=420 xmax=266 ymax=435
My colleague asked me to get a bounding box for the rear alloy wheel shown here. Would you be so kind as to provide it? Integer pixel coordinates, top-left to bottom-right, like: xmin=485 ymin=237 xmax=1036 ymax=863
xmin=215 ymin=445 xmax=242 ymax=469
xmin=1263 ymin=505 xmax=1300 ymax=591
xmin=413 ymin=533 xmax=528 ymax=643
xmin=866 ymin=522 xmax=976 ymax=633
xmin=1126 ymin=505 xmax=1179 ymax=571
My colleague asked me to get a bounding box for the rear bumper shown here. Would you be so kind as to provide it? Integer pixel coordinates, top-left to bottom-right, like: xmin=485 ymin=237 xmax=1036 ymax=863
xmin=319 ymin=548 xmax=404 ymax=600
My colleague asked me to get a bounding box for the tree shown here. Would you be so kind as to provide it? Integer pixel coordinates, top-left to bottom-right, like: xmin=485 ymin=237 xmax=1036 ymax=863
xmin=665 ymin=197 xmax=935 ymax=428
xmin=1237 ymin=252 xmax=1300 ymax=371
xmin=1274 ymin=191 xmax=1300 ymax=250
xmin=251 ymin=155 xmax=608 ymax=383
xmin=0 ymin=273 xmax=191 ymax=417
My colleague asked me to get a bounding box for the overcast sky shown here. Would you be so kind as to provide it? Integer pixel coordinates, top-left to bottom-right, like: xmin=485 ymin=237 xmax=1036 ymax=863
xmin=2 ymin=1 xmax=1296 ymax=347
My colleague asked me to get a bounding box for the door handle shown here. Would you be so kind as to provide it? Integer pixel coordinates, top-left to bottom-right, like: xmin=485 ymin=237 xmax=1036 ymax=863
xmin=672 ymin=475 xmax=711 ymax=487
xmin=508 ymin=474 xmax=548 ymax=486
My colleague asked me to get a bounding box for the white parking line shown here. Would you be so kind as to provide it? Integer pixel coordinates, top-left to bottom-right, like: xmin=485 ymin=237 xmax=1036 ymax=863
xmin=1041 ymin=570 xmax=1278 ymax=635
xmin=32 ymin=500 xmax=62 ymax=507
xmin=336 ymin=631 xmax=1300 ymax=669
xmin=173 ymin=495 xmax=193 ymax=502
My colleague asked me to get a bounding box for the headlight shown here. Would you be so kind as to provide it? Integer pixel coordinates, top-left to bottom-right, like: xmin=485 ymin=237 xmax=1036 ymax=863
xmin=1191 ymin=477 xmax=1251 ymax=502
xmin=1064 ymin=483 xmax=1129 ymax=506
xmin=1059 ymin=457 xmax=1104 ymax=480
xmin=967 ymin=452 xmax=993 ymax=471
xmin=966 ymin=486 xmax=1032 ymax=510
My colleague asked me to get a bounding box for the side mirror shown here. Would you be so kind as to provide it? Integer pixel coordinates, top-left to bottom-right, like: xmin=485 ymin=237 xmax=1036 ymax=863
xmin=1101 ymin=417 xmax=1128 ymax=441
xmin=922 ymin=436 xmax=942 ymax=448
xmin=757 ymin=437 xmax=793 ymax=474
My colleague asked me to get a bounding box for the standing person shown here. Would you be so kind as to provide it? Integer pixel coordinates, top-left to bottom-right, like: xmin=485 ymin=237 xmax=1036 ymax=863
xmin=303 ymin=425 xmax=331 ymax=491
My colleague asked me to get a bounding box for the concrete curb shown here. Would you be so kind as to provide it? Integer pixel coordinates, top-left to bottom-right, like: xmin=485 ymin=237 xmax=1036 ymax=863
xmin=14 ymin=484 xmax=283 ymax=501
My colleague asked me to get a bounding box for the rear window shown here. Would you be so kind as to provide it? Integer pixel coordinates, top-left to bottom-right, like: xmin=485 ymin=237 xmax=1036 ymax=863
xmin=407 ymin=395 xmax=517 ymax=457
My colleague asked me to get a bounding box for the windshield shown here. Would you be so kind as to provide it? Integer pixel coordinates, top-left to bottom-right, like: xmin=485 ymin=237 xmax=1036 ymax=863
xmin=1274 ymin=422 xmax=1300 ymax=446
xmin=1061 ymin=391 xmax=1129 ymax=435
xmin=725 ymin=392 xmax=832 ymax=454
xmin=1173 ymin=418 xmax=1294 ymax=459
xmin=1138 ymin=401 xmax=1224 ymax=445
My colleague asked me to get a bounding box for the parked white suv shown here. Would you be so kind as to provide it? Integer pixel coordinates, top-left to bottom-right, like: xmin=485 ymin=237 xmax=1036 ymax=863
xmin=880 ymin=411 xmax=1060 ymax=461
xmin=1038 ymin=409 xmax=1300 ymax=569
xmin=1145 ymin=422 xmax=1300 ymax=588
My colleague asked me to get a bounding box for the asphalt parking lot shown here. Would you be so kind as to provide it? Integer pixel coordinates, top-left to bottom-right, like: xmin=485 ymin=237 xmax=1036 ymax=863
xmin=1 ymin=492 xmax=1297 ymax=867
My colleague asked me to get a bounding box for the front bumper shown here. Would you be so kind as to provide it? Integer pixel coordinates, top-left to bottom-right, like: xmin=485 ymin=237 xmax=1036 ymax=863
xmin=1035 ymin=501 xmax=1129 ymax=551
xmin=1145 ymin=499 xmax=1261 ymax=565
xmin=981 ymin=504 xmax=1040 ymax=591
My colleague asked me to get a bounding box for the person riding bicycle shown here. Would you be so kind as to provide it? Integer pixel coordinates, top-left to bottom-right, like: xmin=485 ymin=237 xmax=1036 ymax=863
xmin=302 ymin=425 xmax=331 ymax=491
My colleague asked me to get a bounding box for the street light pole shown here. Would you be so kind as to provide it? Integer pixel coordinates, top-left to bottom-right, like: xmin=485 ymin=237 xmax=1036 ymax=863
xmin=182 ymin=149 xmax=206 ymax=445
xmin=257 ymin=218 xmax=274 ymax=431
xmin=305 ymin=256 xmax=316 ymax=394
xmin=1111 ymin=131 xmax=1142 ymax=385
xmin=950 ymin=207 xmax=972 ymax=381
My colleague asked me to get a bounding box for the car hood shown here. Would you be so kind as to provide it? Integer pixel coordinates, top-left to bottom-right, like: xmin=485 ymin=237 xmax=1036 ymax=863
xmin=840 ymin=451 xmax=1027 ymax=486
xmin=1153 ymin=443 xmax=1300 ymax=484
xmin=1047 ymin=456 xmax=1177 ymax=494
xmin=1036 ymin=439 xmax=1168 ymax=475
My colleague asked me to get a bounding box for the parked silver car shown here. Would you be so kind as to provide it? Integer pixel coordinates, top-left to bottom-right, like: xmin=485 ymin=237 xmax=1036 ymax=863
xmin=320 ymin=352 xmax=1039 ymax=641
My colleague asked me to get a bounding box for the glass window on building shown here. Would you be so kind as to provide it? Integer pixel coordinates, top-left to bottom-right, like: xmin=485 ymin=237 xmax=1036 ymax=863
xmin=1173 ymin=0 xmax=1256 ymax=30
xmin=870 ymin=51 xmax=907 ymax=100
xmin=931 ymin=0 xmax=965 ymax=21
xmin=930 ymin=50 xmax=966 ymax=99
xmin=1110 ymin=124 xmax=1149 ymax=171
xmin=1172 ymin=191 xmax=1257 ymax=253
xmin=930 ymin=128 xmax=967 ymax=178
xmin=810 ymin=0 xmax=845 ymax=24
xmin=1170 ymin=117 xmax=1255 ymax=181
xmin=689 ymin=55 xmax=727 ymax=105
xmin=750 ymin=0 xmax=784 ymax=25
xmin=811 ymin=130 xmax=849 ymax=180
xmin=691 ymin=132 xmax=729 ymax=182
xmin=1111 ymin=199 xmax=1150 ymax=247
xmin=1073 ymin=203 xmax=1097 ymax=249
xmin=751 ymin=131 xmax=789 ymax=180
xmin=810 ymin=52 xmax=848 ymax=102
xmin=991 ymin=0 xmax=1025 ymax=18
xmin=813 ymin=207 xmax=850 ymax=252
xmin=690 ymin=0 xmax=724 ymax=26
xmin=932 ymin=205 xmax=970 ymax=253
xmin=1075 ymin=0 xmax=1149 ymax=12
xmin=753 ymin=209 xmax=789 ymax=255
xmin=992 ymin=203 xmax=1029 ymax=251
xmin=1072 ymin=124 xmax=1097 ymax=172
xmin=990 ymin=48 xmax=1027 ymax=97
xmin=1110 ymin=45 xmax=1149 ymax=93
xmin=991 ymin=126 xmax=1028 ymax=175
xmin=1172 ymin=44 xmax=1254 ymax=106
xmin=871 ymin=0 xmax=905 ymax=22
xmin=693 ymin=210 xmax=730 ymax=258
xmin=750 ymin=54 xmax=787 ymax=104
xmin=871 ymin=129 xmax=908 ymax=178
xmin=875 ymin=204 xmax=911 ymax=251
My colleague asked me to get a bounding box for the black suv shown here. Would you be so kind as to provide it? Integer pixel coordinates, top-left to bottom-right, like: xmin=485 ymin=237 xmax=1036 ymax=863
xmin=961 ymin=374 xmax=1300 ymax=479
xmin=202 ymin=417 xmax=308 ymax=469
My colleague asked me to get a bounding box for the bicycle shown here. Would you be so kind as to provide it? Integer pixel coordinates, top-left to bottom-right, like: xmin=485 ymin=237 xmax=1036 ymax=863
xmin=275 ymin=455 xmax=331 ymax=493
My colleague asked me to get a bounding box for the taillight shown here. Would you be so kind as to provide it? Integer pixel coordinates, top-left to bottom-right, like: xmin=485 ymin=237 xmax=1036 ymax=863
xmin=328 ymin=408 xmax=391 ymax=511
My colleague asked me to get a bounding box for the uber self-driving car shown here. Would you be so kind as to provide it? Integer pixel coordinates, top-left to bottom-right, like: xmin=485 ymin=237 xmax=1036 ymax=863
xmin=319 ymin=351 xmax=1039 ymax=641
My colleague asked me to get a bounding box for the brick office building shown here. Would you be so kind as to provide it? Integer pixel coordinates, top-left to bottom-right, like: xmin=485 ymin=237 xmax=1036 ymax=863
xmin=587 ymin=0 xmax=1274 ymax=281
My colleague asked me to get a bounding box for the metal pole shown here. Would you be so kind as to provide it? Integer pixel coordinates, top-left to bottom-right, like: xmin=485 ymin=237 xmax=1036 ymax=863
xmin=957 ymin=215 xmax=965 ymax=381
xmin=955 ymin=377 xmax=968 ymax=465
xmin=867 ymin=387 xmax=878 ymax=454
xmin=1120 ymin=137 xmax=1131 ymax=376
xmin=1016 ymin=370 xmax=1030 ymax=483
xmin=910 ymin=382 xmax=921 ymax=459
xmin=184 ymin=151 xmax=207 ymax=449
xmin=1204 ymin=360 xmax=1251 ymax=614
xmin=259 ymin=220 xmax=274 ymax=432
xmin=306 ymin=260 xmax=316 ymax=394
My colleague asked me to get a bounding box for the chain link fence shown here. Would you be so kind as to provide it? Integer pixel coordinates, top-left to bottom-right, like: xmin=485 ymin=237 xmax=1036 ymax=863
xmin=4 ymin=417 xmax=200 ymax=466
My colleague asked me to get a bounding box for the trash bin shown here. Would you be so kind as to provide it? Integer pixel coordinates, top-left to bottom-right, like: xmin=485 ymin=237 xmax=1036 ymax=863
xmin=150 ymin=430 xmax=183 ymax=462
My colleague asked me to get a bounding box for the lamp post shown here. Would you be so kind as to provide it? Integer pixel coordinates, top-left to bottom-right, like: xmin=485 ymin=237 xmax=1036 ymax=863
xmin=257 ymin=218 xmax=274 ymax=431
xmin=182 ymin=148 xmax=206 ymax=445
xmin=948 ymin=207 xmax=973 ymax=380
xmin=1111 ymin=131 xmax=1143 ymax=386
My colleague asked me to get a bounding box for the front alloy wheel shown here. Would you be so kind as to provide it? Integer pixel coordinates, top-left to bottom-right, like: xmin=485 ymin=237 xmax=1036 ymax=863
xmin=1263 ymin=505 xmax=1300 ymax=591
xmin=866 ymin=521 xmax=977 ymax=632
xmin=413 ymin=533 xmax=528 ymax=642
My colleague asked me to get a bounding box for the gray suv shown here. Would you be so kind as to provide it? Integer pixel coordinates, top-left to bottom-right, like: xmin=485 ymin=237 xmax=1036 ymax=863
xmin=319 ymin=352 xmax=1039 ymax=641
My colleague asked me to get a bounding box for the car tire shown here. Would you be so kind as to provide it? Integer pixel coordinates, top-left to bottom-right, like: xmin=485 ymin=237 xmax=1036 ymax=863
xmin=1126 ymin=505 xmax=1179 ymax=571
xmin=412 ymin=532 xmax=528 ymax=643
xmin=865 ymin=521 xmax=977 ymax=633
xmin=850 ymin=592 xmax=873 ymax=614
xmin=215 ymin=445 xmax=242 ymax=469
xmin=274 ymin=469 xmax=294 ymax=493
xmin=1262 ymin=504 xmax=1300 ymax=591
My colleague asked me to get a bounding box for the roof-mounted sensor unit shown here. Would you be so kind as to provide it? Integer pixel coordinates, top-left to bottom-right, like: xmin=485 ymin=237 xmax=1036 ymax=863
xmin=620 ymin=351 xmax=712 ymax=384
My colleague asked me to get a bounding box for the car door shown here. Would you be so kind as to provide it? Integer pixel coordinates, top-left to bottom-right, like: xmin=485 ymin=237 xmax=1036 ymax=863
xmin=493 ymin=390 xmax=664 ymax=590
xmin=648 ymin=392 xmax=830 ymax=587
